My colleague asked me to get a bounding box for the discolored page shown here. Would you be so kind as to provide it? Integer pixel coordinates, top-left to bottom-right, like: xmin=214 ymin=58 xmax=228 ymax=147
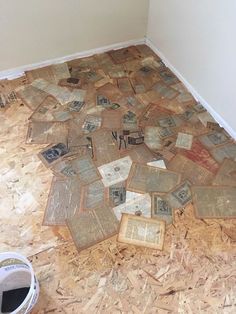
xmin=26 ymin=63 xmax=70 ymax=84
xmin=179 ymin=140 xmax=219 ymax=174
xmin=210 ymin=143 xmax=236 ymax=163
xmin=167 ymin=154 xmax=214 ymax=185
xmin=82 ymin=115 xmax=102 ymax=134
xmin=159 ymin=68 xmax=179 ymax=86
xmin=108 ymin=47 xmax=137 ymax=64
xmin=212 ymin=159 xmax=236 ymax=186
xmin=81 ymin=180 xmax=107 ymax=210
xmin=117 ymin=77 xmax=133 ymax=94
xmin=113 ymin=192 xmax=151 ymax=221
xmin=109 ymin=182 xmax=126 ymax=207
xmin=58 ymin=77 xmax=82 ymax=89
xmin=144 ymin=126 xmax=163 ymax=150
xmin=26 ymin=65 xmax=56 ymax=83
xmin=125 ymin=94 xmax=147 ymax=117
xmin=118 ymin=214 xmax=165 ymax=250
xmin=198 ymin=130 xmax=231 ymax=149
xmin=98 ymin=156 xmax=132 ymax=187
xmin=165 ymin=180 xmax=192 ymax=209
xmin=101 ymin=109 xmax=122 ymax=130
xmin=108 ymin=64 xmax=127 ymax=79
xmin=38 ymin=143 xmax=70 ymax=168
xmin=26 ymin=121 xmax=68 ymax=144
xmin=92 ymin=129 xmax=120 ymax=166
xmin=139 ymin=103 xmax=174 ymax=127
xmin=97 ymin=83 xmax=123 ymax=102
xmin=122 ymin=111 xmax=138 ymax=130
xmin=127 ymin=163 xmax=181 ymax=194
xmin=16 ymin=85 xmax=49 ymax=110
xmin=43 ymin=177 xmax=82 ymax=225
xmin=52 ymin=154 xmax=101 ymax=185
xmin=152 ymin=82 xmax=179 ymax=100
xmin=151 ymin=194 xmax=173 ymax=225
xmin=192 ymin=186 xmax=236 ymax=219
xmin=175 ymin=132 xmax=193 ymax=150
xmin=67 ymin=205 xmax=119 ymax=251
xmin=29 ymin=96 xmax=72 ymax=122
xmin=197 ymin=111 xmax=215 ymax=127
xmin=120 ymin=144 xmax=156 ymax=164
xmin=31 ymin=79 xmax=85 ymax=105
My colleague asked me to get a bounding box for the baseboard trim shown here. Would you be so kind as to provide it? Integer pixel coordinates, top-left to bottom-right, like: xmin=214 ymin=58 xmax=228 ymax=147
xmin=146 ymin=38 xmax=236 ymax=140
xmin=0 ymin=38 xmax=145 ymax=80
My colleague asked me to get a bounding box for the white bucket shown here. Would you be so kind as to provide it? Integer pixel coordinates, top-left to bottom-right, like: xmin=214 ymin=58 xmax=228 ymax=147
xmin=0 ymin=252 xmax=39 ymax=314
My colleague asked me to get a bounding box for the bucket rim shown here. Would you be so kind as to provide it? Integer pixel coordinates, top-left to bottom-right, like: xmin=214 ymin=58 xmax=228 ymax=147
xmin=0 ymin=252 xmax=35 ymax=314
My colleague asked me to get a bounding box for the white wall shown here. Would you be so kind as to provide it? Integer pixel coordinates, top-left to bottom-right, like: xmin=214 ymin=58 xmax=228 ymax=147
xmin=0 ymin=0 xmax=149 ymax=72
xmin=147 ymin=0 xmax=236 ymax=137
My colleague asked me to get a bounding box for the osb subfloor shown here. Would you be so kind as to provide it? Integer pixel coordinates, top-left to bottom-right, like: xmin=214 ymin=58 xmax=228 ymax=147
xmin=1 ymin=46 xmax=236 ymax=313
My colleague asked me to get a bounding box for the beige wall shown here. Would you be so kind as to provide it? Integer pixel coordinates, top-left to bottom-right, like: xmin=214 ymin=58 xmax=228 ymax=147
xmin=0 ymin=0 xmax=149 ymax=71
xmin=147 ymin=0 xmax=236 ymax=136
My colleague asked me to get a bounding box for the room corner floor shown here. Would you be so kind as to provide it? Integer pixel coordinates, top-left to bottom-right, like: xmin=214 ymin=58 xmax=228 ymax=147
xmin=0 ymin=45 xmax=236 ymax=313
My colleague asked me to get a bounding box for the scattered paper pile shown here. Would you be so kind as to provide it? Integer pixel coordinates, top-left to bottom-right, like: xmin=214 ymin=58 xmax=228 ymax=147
xmin=11 ymin=44 xmax=236 ymax=252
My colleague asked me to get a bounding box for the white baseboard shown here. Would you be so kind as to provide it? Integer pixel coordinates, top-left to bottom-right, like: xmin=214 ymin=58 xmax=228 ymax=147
xmin=146 ymin=38 xmax=236 ymax=140
xmin=0 ymin=38 xmax=145 ymax=80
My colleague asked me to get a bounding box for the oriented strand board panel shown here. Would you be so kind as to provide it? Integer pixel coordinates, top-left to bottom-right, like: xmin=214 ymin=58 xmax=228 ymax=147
xmin=118 ymin=214 xmax=165 ymax=250
xmin=67 ymin=206 xmax=119 ymax=251
xmin=127 ymin=163 xmax=181 ymax=193
xmin=192 ymin=186 xmax=236 ymax=219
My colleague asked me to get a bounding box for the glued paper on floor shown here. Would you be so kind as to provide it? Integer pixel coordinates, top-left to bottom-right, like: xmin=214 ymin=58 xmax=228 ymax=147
xmin=81 ymin=180 xmax=106 ymax=210
xmin=180 ymin=140 xmax=219 ymax=174
xmin=113 ymin=192 xmax=151 ymax=221
xmin=38 ymin=143 xmax=70 ymax=168
xmin=212 ymin=159 xmax=236 ymax=187
xmin=175 ymin=133 xmax=193 ymax=150
xmin=167 ymin=154 xmax=214 ymax=185
xmin=29 ymin=96 xmax=71 ymax=122
xmin=118 ymin=214 xmax=165 ymax=250
xmin=147 ymin=159 xmax=166 ymax=169
xmin=67 ymin=205 xmax=119 ymax=251
xmin=26 ymin=121 xmax=68 ymax=144
xmin=92 ymin=129 xmax=120 ymax=166
xmin=127 ymin=163 xmax=181 ymax=193
xmin=151 ymin=194 xmax=173 ymax=224
xmin=98 ymin=156 xmax=132 ymax=187
xmin=144 ymin=127 xmax=163 ymax=150
xmin=210 ymin=143 xmax=236 ymax=163
xmin=109 ymin=182 xmax=126 ymax=207
xmin=43 ymin=177 xmax=81 ymax=225
xmin=52 ymin=155 xmax=101 ymax=185
xmin=82 ymin=115 xmax=102 ymax=133
xmin=26 ymin=63 xmax=70 ymax=83
xmin=166 ymin=180 xmax=192 ymax=208
xmin=192 ymin=186 xmax=236 ymax=219
xmin=16 ymin=85 xmax=49 ymax=110
xmin=199 ymin=131 xmax=231 ymax=149
xmin=121 ymin=144 xmax=156 ymax=164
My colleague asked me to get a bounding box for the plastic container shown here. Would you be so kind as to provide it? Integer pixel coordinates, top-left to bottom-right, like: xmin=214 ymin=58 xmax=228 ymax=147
xmin=0 ymin=252 xmax=39 ymax=314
